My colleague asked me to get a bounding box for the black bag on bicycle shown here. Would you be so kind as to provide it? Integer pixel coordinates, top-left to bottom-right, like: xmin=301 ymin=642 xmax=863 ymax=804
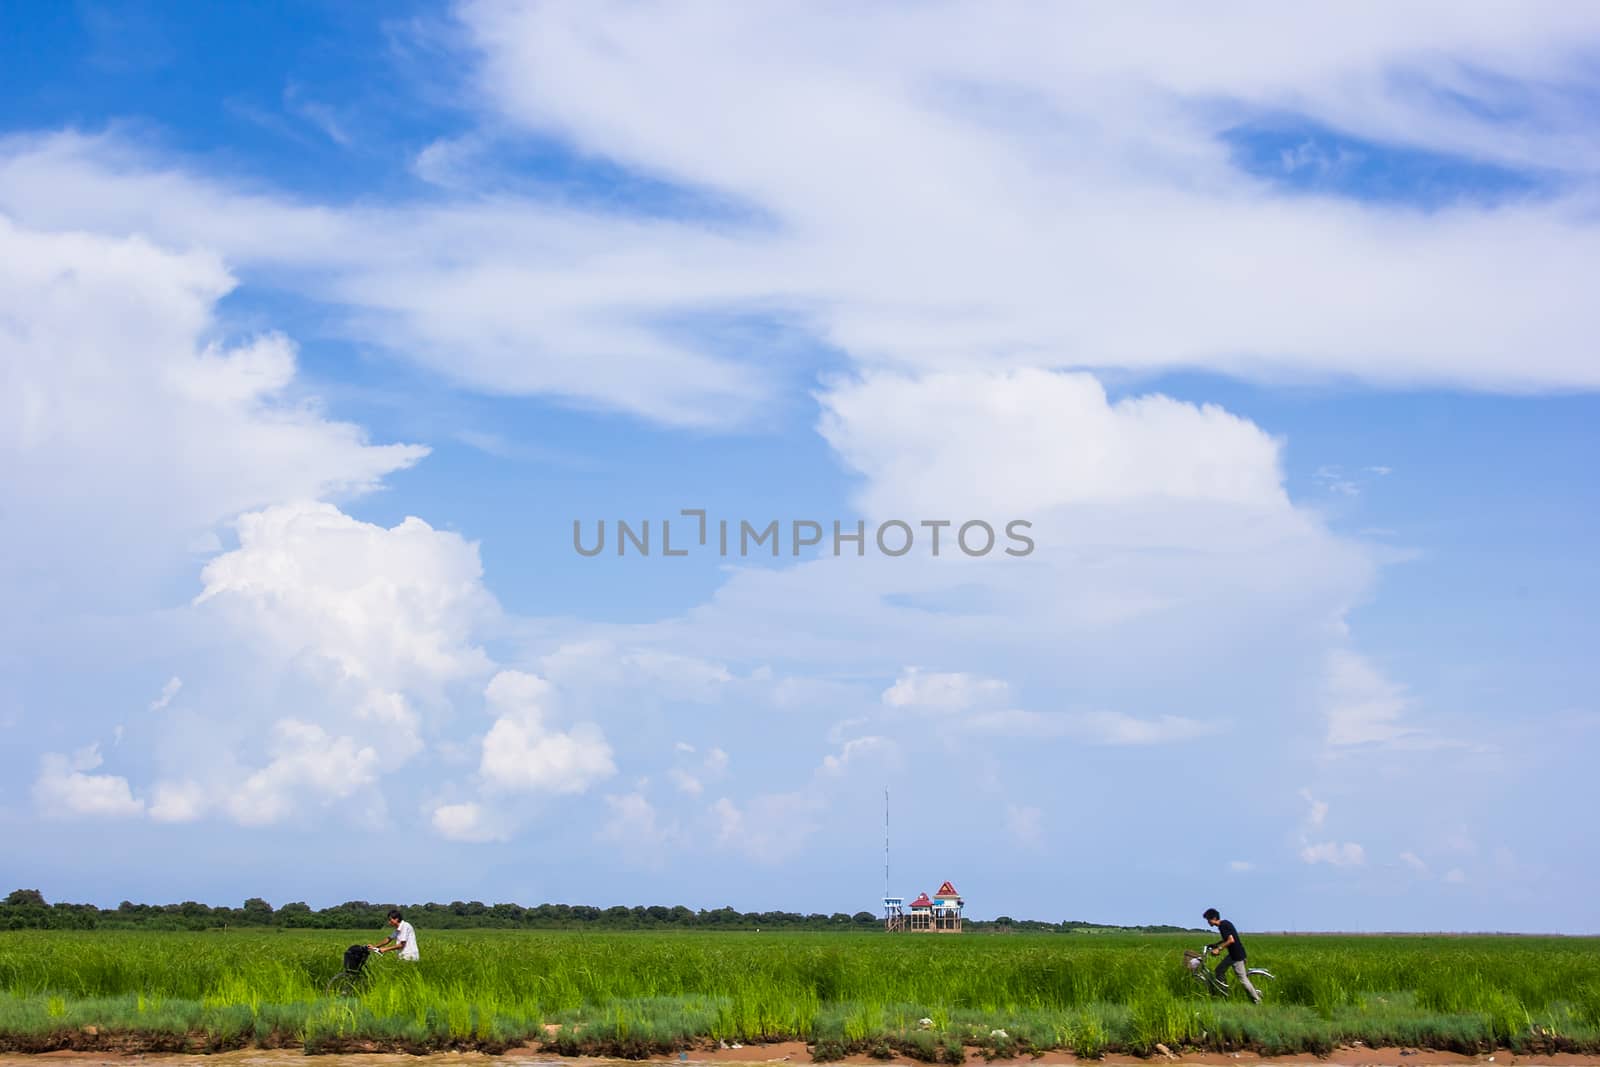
xmin=343 ymin=944 xmax=371 ymax=971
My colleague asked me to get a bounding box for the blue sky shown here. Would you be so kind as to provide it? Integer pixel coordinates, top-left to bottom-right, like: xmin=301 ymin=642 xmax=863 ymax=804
xmin=2 ymin=3 xmax=1598 ymax=933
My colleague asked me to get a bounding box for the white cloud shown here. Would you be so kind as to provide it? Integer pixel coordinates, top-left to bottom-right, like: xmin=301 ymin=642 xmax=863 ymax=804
xmin=1301 ymin=841 xmax=1366 ymax=867
xmin=148 ymin=677 xmax=183 ymax=712
xmin=1295 ymin=789 xmax=1362 ymax=867
xmin=0 ymin=134 xmax=769 ymax=428
xmin=1399 ymin=851 xmax=1428 ymax=874
xmin=819 ymin=735 xmax=894 ymax=776
xmin=1315 ymin=466 xmax=1361 ymax=497
xmin=966 ymin=709 xmax=1218 ymax=745
xmin=7 ymin=4 xmax=1600 ymax=442
xmin=1229 ymin=860 xmax=1254 ymax=873
xmin=709 ymin=791 xmax=825 ymax=863
xmin=33 ymin=745 xmax=144 ymax=819
xmin=540 ymin=641 xmax=735 ymax=702
xmin=0 ymin=216 xmax=425 ymax=615
xmin=1300 ymin=788 xmax=1330 ymax=828
xmin=478 ymin=670 xmax=617 ymax=795
xmin=452 ymin=4 xmax=1600 ymax=396
xmin=822 ymin=370 xmax=1291 ymax=520
xmin=1444 ymin=868 xmax=1468 ymax=885
xmin=667 ymin=742 xmax=730 ymax=795
xmin=1324 ymin=650 xmax=1416 ymax=747
xmin=597 ymin=792 xmax=680 ymax=867
xmin=353 ymin=690 xmax=424 ymax=762
xmin=222 ymin=719 xmax=380 ymax=826
xmin=883 ymin=668 xmax=1008 ymax=711
xmin=196 ymin=502 xmax=496 ymax=696
xmin=431 ymin=802 xmax=511 ymax=843
xmin=161 ymin=502 xmax=510 ymax=825
xmin=148 ymin=780 xmax=206 ymax=823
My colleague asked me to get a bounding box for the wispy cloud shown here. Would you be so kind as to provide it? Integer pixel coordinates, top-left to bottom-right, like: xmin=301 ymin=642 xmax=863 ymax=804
xmin=148 ymin=676 xmax=182 ymax=712
xmin=283 ymin=82 xmax=351 ymax=146
xmin=966 ymin=709 xmax=1219 ymax=746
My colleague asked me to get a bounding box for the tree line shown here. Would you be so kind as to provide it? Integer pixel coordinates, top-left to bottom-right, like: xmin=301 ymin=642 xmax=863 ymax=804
xmin=1 ymin=889 xmax=1193 ymax=934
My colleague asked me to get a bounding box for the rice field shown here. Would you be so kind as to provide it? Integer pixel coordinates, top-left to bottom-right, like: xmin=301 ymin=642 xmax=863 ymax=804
xmin=1 ymin=929 xmax=1597 ymax=1058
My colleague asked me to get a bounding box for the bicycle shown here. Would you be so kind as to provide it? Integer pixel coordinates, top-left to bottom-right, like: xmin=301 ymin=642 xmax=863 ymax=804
xmin=326 ymin=943 xmax=383 ymax=997
xmin=1183 ymin=945 xmax=1274 ymax=998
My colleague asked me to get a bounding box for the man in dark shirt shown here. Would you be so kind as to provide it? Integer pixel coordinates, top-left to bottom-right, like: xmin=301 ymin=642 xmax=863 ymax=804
xmin=1204 ymin=908 xmax=1262 ymax=1003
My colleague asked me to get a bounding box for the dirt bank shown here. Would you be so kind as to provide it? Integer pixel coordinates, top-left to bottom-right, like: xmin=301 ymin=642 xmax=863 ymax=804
xmin=5 ymin=1045 xmax=1600 ymax=1067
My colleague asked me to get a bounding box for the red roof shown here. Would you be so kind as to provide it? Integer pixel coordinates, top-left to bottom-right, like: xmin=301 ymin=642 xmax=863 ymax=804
xmin=909 ymin=893 xmax=932 ymax=908
xmin=936 ymin=881 xmax=959 ymax=896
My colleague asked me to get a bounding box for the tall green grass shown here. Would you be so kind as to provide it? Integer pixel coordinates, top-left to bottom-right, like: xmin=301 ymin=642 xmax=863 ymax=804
xmin=0 ymin=930 xmax=1596 ymax=1057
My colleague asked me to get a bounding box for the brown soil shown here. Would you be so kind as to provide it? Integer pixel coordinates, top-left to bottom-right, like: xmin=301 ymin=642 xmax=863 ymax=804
xmin=3 ymin=1045 xmax=1600 ymax=1067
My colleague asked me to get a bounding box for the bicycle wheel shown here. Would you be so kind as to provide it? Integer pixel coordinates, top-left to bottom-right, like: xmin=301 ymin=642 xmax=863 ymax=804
xmin=325 ymin=970 xmax=368 ymax=997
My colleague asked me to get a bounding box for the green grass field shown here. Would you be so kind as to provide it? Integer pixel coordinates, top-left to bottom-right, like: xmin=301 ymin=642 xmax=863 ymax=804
xmin=1 ymin=929 xmax=1597 ymax=1058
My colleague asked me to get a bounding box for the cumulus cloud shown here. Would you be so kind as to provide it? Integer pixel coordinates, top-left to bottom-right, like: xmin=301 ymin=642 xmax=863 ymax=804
xmin=819 ymin=735 xmax=894 ymax=776
xmin=1 ymin=217 xmax=445 ymax=833
xmin=478 ymin=670 xmax=617 ymax=795
xmin=0 ymin=216 xmax=426 ymax=613
xmin=822 ymin=370 xmax=1290 ymax=520
xmin=196 ymin=502 xmax=496 ymax=697
xmin=33 ymin=745 xmax=144 ymax=819
xmin=148 ymin=780 xmax=207 ymax=823
xmin=133 ymin=500 xmax=515 ymax=828
xmin=223 ymin=719 xmax=381 ymax=827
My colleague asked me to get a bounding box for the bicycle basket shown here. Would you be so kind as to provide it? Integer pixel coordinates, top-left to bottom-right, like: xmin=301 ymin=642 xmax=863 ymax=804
xmin=343 ymin=944 xmax=372 ymax=971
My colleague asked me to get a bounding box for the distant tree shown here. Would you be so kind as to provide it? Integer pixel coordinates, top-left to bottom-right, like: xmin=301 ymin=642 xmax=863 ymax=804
xmin=278 ymin=901 xmax=313 ymax=927
xmin=5 ymin=889 xmax=47 ymax=907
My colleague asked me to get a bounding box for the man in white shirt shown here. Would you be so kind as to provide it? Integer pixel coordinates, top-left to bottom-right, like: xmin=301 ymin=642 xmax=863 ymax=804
xmin=369 ymin=908 xmax=420 ymax=961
